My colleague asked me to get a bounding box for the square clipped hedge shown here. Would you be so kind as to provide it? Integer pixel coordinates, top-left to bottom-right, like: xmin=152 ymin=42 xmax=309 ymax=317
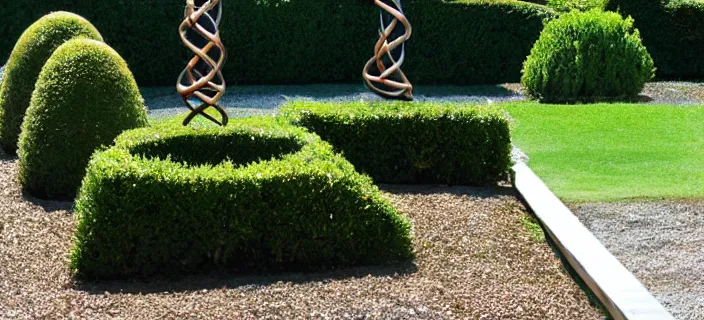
xmin=71 ymin=116 xmax=413 ymax=279
xmin=283 ymin=101 xmax=512 ymax=185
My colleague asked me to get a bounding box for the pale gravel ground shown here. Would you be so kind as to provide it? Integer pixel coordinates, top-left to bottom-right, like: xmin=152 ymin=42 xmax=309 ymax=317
xmin=0 ymin=151 xmax=604 ymax=319
xmin=141 ymin=82 xmax=704 ymax=121
xmin=142 ymin=84 xmax=525 ymax=120
xmin=573 ymin=201 xmax=704 ymax=320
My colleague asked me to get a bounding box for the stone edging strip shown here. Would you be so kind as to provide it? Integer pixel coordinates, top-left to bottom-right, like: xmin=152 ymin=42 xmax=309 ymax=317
xmin=512 ymin=163 xmax=674 ymax=320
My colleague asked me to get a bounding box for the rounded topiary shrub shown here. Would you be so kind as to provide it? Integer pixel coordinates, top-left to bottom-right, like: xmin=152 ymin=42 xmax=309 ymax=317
xmin=71 ymin=116 xmax=413 ymax=279
xmin=0 ymin=11 xmax=102 ymax=154
xmin=521 ymin=10 xmax=655 ymax=103
xmin=18 ymin=39 xmax=148 ymax=199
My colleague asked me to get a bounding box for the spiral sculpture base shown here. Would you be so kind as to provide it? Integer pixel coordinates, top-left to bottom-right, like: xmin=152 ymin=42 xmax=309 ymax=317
xmin=363 ymin=0 xmax=413 ymax=101
xmin=181 ymin=99 xmax=229 ymax=127
xmin=177 ymin=0 xmax=228 ymax=126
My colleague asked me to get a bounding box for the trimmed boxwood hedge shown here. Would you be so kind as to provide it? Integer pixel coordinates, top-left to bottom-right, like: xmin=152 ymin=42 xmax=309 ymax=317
xmin=605 ymin=0 xmax=704 ymax=80
xmin=0 ymin=11 xmax=102 ymax=154
xmin=0 ymin=0 xmax=554 ymax=86
xmin=282 ymin=101 xmax=512 ymax=185
xmin=547 ymin=0 xmax=607 ymax=12
xmin=18 ymin=38 xmax=148 ymax=200
xmin=71 ymin=116 xmax=413 ymax=279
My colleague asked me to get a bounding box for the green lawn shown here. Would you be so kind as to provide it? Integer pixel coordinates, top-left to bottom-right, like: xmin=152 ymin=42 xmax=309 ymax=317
xmin=502 ymin=102 xmax=704 ymax=202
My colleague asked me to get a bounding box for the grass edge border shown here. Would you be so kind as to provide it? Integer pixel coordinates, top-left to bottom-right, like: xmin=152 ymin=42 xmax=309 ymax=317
xmin=512 ymin=163 xmax=673 ymax=320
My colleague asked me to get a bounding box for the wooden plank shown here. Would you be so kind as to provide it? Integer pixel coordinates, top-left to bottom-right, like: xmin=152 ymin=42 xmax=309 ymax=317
xmin=512 ymin=163 xmax=674 ymax=320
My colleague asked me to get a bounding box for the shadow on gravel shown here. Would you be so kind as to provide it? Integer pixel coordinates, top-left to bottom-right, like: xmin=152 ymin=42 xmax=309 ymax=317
xmin=380 ymin=183 xmax=516 ymax=199
xmin=417 ymin=84 xmax=519 ymax=98
xmin=21 ymin=191 xmax=73 ymax=213
xmin=0 ymin=149 xmax=73 ymax=212
xmin=635 ymin=94 xmax=654 ymax=103
xmin=71 ymin=184 xmax=509 ymax=295
xmin=72 ymin=261 xmax=418 ymax=295
xmin=0 ymin=148 xmax=16 ymax=161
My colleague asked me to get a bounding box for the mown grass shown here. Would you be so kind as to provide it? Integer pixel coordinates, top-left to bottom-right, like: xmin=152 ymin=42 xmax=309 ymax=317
xmin=502 ymin=102 xmax=704 ymax=202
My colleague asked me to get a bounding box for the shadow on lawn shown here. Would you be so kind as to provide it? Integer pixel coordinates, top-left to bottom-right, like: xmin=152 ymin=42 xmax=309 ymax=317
xmin=72 ymin=261 xmax=418 ymax=295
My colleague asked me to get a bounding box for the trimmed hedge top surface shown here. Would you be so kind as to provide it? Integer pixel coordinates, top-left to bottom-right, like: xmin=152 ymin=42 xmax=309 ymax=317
xmin=0 ymin=11 xmax=102 ymax=154
xmin=283 ymin=101 xmax=512 ymax=185
xmin=71 ymin=116 xmax=413 ymax=279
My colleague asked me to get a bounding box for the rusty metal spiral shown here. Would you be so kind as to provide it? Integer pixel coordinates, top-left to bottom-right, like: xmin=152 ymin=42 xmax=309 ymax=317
xmin=177 ymin=0 xmax=228 ymax=126
xmin=363 ymin=0 xmax=413 ymax=101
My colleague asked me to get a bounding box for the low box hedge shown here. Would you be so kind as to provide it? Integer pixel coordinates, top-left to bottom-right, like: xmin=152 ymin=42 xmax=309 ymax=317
xmin=1 ymin=0 xmax=554 ymax=86
xmin=71 ymin=116 xmax=413 ymax=279
xmin=282 ymin=101 xmax=512 ymax=185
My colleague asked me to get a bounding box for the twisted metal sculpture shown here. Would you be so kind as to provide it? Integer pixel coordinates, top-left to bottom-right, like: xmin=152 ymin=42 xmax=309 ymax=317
xmin=363 ymin=0 xmax=414 ymax=101
xmin=177 ymin=0 xmax=228 ymax=126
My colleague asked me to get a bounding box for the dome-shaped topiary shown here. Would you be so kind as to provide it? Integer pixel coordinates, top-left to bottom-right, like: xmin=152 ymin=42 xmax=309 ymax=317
xmin=18 ymin=39 xmax=148 ymax=199
xmin=521 ymin=10 xmax=655 ymax=103
xmin=0 ymin=11 xmax=103 ymax=154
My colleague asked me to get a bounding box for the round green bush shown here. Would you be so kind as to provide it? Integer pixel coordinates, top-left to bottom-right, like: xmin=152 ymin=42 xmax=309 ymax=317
xmin=521 ymin=10 xmax=655 ymax=103
xmin=18 ymin=39 xmax=148 ymax=199
xmin=71 ymin=116 xmax=413 ymax=279
xmin=0 ymin=11 xmax=102 ymax=154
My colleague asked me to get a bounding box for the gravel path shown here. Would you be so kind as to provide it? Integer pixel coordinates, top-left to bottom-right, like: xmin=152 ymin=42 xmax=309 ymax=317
xmin=573 ymin=201 xmax=704 ymax=320
xmin=142 ymin=84 xmax=526 ymax=120
xmin=143 ymin=81 xmax=704 ymax=120
xmin=0 ymin=151 xmax=603 ymax=319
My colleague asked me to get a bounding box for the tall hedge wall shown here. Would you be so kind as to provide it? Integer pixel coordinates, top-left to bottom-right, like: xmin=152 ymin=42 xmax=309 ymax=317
xmin=605 ymin=0 xmax=704 ymax=79
xmin=0 ymin=0 xmax=554 ymax=86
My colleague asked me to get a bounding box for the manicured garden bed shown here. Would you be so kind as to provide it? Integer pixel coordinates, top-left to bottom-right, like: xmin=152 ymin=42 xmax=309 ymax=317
xmin=0 ymin=151 xmax=603 ymax=317
xmin=2 ymin=1 xmax=701 ymax=317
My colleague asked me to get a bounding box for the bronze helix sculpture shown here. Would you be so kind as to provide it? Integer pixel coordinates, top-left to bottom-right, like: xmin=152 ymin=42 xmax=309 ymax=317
xmin=177 ymin=0 xmax=228 ymax=126
xmin=364 ymin=0 xmax=414 ymax=101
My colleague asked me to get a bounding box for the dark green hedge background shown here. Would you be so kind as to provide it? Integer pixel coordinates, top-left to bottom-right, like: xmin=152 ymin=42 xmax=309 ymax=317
xmin=0 ymin=0 xmax=554 ymax=86
xmin=605 ymin=0 xmax=704 ymax=80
